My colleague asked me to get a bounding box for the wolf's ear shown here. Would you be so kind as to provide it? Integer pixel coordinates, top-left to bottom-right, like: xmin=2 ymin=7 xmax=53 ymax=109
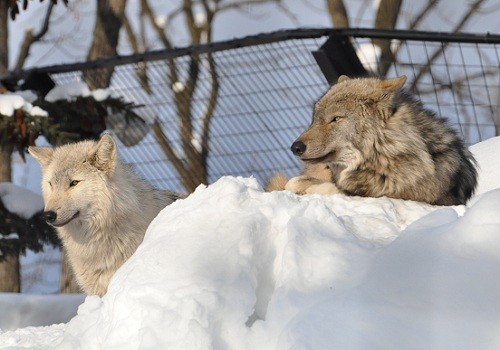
xmin=338 ymin=75 xmax=350 ymax=83
xmin=89 ymin=134 xmax=117 ymax=172
xmin=28 ymin=146 xmax=54 ymax=167
xmin=378 ymin=75 xmax=407 ymax=92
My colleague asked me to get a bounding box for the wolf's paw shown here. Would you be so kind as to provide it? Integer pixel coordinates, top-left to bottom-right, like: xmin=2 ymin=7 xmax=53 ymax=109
xmin=286 ymin=176 xmax=341 ymax=195
xmin=284 ymin=176 xmax=311 ymax=195
xmin=304 ymin=182 xmax=340 ymax=195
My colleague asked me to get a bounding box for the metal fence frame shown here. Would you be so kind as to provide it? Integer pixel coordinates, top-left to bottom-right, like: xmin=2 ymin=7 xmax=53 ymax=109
xmin=4 ymin=28 xmax=499 ymax=80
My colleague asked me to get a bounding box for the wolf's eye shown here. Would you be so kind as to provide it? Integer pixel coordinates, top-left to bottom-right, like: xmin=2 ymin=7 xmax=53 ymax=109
xmin=330 ymin=116 xmax=342 ymax=123
xmin=69 ymin=180 xmax=80 ymax=187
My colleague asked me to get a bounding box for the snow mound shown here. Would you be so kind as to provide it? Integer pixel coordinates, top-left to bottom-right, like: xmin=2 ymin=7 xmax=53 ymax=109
xmin=49 ymin=177 xmax=439 ymax=350
xmin=470 ymin=136 xmax=500 ymax=196
xmin=2 ymin=137 xmax=500 ymax=349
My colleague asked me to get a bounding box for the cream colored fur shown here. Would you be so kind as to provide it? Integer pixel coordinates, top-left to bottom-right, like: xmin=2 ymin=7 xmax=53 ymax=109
xmin=29 ymin=135 xmax=181 ymax=296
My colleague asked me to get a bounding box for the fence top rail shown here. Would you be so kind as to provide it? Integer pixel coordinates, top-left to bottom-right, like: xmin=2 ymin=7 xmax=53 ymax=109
xmin=2 ymin=27 xmax=499 ymax=81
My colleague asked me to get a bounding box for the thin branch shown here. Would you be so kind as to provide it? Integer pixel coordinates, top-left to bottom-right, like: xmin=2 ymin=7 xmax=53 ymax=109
xmin=177 ymin=0 xmax=200 ymax=170
xmin=122 ymin=12 xmax=152 ymax=94
xmin=122 ymin=12 xmax=139 ymax=53
xmin=183 ymin=0 xmax=200 ymax=43
xmin=275 ymin=3 xmax=301 ymax=26
xmin=410 ymin=0 xmax=487 ymax=90
xmin=416 ymin=69 xmax=497 ymax=95
xmin=141 ymin=0 xmax=173 ymax=50
xmin=141 ymin=0 xmax=178 ymax=84
xmin=200 ymin=53 xmax=219 ymax=164
xmin=408 ymin=0 xmax=440 ymax=30
xmin=198 ymin=1 xmax=218 ymax=163
xmin=15 ymin=2 xmax=55 ymax=70
xmin=152 ymin=120 xmax=198 ymax=191
xmin=385 ymin=0 xmax=441 ymax=71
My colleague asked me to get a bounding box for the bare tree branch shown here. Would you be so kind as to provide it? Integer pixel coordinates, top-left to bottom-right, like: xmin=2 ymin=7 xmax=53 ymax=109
xmin=141 ymin=0 xmax=203 ymax=191
xmin=122 ymin=12 xmax=139 ymax=53
xmin=410 ymin=0 xmax=488 ymax=90
xmin=198 ymin=0 xmax=218 ymax=166
xmin=122 ymin=12 xmax=152 ymax=94
xmin=408 ymin=0 xmax=440 ymax=30
xmin=143 ymin=0 xmax=291 ymax=191
xmin=373 ymin=0 xmax=402 ymax=76
xmin=84 ymin=0 xmax=127 ymax=89
xmin=416 ymin=69 xmax=498 ymax=95
xmin=140 ymin=0 xmax=176 ymax=68
xmin=200 ymin=54 xmax=219 ymax=164
xmin=152 ymin=119 xmax=199 ymax=190
xmin=15 ymin=2 xmax=55 ymax=70
xmin=326 ymin=0 xmax=349 ymax=28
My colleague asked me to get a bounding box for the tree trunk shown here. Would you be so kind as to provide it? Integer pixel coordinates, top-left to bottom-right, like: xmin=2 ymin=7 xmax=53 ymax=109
xmin=0 ymin=147 xmax=20 ymax=293
xmin=83 ymin=0 xmax=127 ymax=89
xmin=0 ymin=2 xmax=20 ymax=293
xmin=326 ymin=0 xmax=349 ymax=28
xmin=0 ymin=0 xmax=8 ymax=73
xmin=373 ymin=0 xmax=402 ymax=76
xmin=0 ymin=145 xmax=20 ymax=292
xmin=0 ymin=145 xmax=11 ymax=180
xmin=0 ymin=255 xmax=20 ymax=292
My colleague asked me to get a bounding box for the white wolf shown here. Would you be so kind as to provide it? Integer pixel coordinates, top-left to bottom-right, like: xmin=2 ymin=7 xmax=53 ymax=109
xmin=29 ymin=134 xmax=181 ymax=296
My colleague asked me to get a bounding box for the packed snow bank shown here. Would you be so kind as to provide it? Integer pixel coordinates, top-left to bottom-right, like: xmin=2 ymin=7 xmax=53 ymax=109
xmin=2 ymin=137 xmax=500 ymax=349
xmin=51 ymin=177 xmax=440 ymax=350
xmin=0 ymin=294 xmax=84 ymax=331
xmin=470 ymin=136 xmax=500 ymax=196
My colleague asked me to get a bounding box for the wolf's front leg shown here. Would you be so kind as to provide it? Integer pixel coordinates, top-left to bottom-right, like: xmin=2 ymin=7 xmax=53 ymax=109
xmin=285 ymin=175 xmax=340 ymax=195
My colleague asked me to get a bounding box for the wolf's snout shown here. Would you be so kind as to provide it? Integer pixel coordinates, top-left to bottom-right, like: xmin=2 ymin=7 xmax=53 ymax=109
xmin=42 ymin=211 xmax=57 ymax=224
xmin=291 ymin=141 xmax=306 ymax=156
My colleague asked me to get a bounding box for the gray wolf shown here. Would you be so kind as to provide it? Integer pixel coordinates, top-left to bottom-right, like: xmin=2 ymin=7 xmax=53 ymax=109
xmin=267 ymin=75 xmax=477 ymax=206
xmin=29 ymin=134 xmax=182 ymax=296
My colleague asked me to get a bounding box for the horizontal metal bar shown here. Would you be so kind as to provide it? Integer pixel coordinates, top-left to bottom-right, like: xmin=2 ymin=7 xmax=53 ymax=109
xmin=2 ymin=28 xmax=499 ymax=82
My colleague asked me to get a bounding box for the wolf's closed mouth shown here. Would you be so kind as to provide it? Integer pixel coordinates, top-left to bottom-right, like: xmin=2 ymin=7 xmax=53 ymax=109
xmin=52 ymin=211 xmax=80 ymax=227
xmin=300 ymin=151 xmax=335 ymax=164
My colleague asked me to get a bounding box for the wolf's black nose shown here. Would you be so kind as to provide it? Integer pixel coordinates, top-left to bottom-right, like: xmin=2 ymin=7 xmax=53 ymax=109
xmin=42 ymin=211 xmax=57 ymax=224
xmin=291 ymin=141 xmax=306 ymax=156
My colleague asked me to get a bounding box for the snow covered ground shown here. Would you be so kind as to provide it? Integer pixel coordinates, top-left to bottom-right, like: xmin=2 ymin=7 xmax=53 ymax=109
xmin=0 ymin=294 xmax=84 ymax=331
xmin=1 ymin=136 xmax=500 ymax=349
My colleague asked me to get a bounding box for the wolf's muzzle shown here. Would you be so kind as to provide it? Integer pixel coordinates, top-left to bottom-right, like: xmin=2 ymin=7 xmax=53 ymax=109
xmin=42 ymin=210 xmax=80 ymax=227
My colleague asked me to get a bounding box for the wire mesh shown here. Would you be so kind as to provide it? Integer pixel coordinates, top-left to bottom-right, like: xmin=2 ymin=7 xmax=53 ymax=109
xmin=12 ymin=29 xmax=500 ymax=193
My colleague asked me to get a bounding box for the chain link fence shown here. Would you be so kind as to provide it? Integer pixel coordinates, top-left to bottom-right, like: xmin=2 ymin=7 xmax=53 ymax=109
xmin=4 ymin=28 xmax=500 ymax=193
